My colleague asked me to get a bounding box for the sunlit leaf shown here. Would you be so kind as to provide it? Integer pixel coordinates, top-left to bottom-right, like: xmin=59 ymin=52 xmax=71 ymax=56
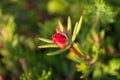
xmin=76 ymin=16 xmax=83 ymax=35
xmin=38 ymin=37 xmax=53 ymax=43
xmin=58 ymin=20 xmax=64 ymax=32
xmin=72 ymin=22 xmax=78 ymax=42
xmin=67 ymin=16 xmax=71 ymax=34
xmin=66 ymin=52 xmax=84 ymax=63
xmin=38 ymin=44 xmax=58 ymax=48
xmin=72 ymin=16 xmax=83 ymax=42
xmin=76 ymin=62 xmax=88 ymax=73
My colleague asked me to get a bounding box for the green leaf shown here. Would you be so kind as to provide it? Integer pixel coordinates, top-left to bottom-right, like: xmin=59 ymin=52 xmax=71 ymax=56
xmin=67 ymin=16 xmax=71 ymax=34
xmin=38 ymin=44 xmax=58 ymax=48
xmin=76 ymin=62 xmax=88 ymax=73
xmin=67 ymin=52 xmax=84 ymax=63
xmin=58 ymin=20 xmax=64 ymax=32
xmin=76 ymin=16 xmax=83 ymax=35
xmin=72 ymin=22 xmax=78 ymax=42
xmin=46 ymin=48 xmax=67 ymax=56
xmin=46 ymin=45 xmax=71 ymax=56
xmin=72 ymin=16 xmax=83 ymax=42
xmin=38 ymin=37 xmax=53 ymax=43
xmin=100 ymin=30 xmax=105 ymax=40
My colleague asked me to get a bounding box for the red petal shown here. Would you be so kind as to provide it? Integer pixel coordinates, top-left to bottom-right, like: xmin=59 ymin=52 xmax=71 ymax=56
xmin=52 ymin=33 xmax=67 ymax=48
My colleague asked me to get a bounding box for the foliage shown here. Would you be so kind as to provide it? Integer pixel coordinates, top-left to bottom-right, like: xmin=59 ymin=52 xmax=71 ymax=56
xmin=0 ymin=0 xmax=120 ymax=80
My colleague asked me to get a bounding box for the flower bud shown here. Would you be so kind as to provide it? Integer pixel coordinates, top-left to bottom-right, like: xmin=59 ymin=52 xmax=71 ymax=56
xmin=52 ymin=33 xmax=67 ymax=48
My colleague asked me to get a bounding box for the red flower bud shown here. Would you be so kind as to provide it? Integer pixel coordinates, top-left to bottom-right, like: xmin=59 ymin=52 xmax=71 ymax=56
xmin=52 ymin=33 xmax=67 ymax=49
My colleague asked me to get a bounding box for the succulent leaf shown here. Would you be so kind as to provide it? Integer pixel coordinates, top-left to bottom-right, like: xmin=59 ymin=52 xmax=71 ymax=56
xmin=58 ymin=20 xmax=64 ymax=32
xmin=72 ymin=16 xmax=83 ymax=42
xmin=38 ymin=37 xmax=53 ymax=43
xmin=38 ymin=44 xmax=58 ymax=48
xmin=46 ymin=48 xmax=67 ymax=56
xmin=72 ymin=22 xmax=78 ymax=42
xmin=76 ymin=16 xmax=83 ymax=35
xmin=67 ymin=16 xmax=71 ymax=34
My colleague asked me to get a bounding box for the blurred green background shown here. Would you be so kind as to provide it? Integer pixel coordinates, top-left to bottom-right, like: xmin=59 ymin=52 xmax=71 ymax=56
xmin=0 ymin=0 xmax=120 ymax=80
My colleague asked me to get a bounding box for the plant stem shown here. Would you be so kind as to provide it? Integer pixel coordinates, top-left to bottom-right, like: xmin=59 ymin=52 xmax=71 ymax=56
xmin=69 ymin=45 xmax=91 ymax=65
xmin=69 ymin=45 xmax=83 ymax=58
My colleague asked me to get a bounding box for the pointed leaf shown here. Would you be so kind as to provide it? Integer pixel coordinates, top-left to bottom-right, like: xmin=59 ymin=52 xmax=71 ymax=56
xmin=72 ymin=22 xmax=78 ymax=42
xmin=67 ymin=52 xmax=84 ymax=63
xmin=46 ymin=45 xmax=71 ymax=56
xmin=46 ymin=49 xmax=67 ymax=56
xmin=38 ymin=37 xmax=53 ymax=43
xmin=91 ymin=53 xmax=98 ymax=64
xmin=67 ymin=16 xmax=71 ymax=34
xmin=38 ymin=44 xmax=58 ymax=48
xmin=76 ymin=16 xmax=83 ymax=35
xmin=73 ymin=43 xmax=85 ymax=55
xmin=58 ymin=20 xmax=64 ymax=32
xmin=72 ymin=16 xmax=83 ymax=42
